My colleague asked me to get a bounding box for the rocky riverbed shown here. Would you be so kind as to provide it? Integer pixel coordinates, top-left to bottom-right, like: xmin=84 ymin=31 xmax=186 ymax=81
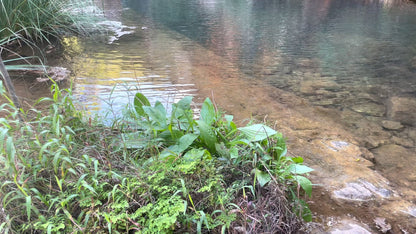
xmin=151 ymin=31 xmax=416 ymax=232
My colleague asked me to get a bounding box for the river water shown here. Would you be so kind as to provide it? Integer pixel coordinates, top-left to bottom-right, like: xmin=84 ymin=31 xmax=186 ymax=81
xmin=10 ymin=0 xmax=416 ymax=231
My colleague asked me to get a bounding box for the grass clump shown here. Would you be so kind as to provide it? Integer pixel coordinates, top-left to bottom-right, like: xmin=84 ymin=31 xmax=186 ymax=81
xmin=0 ymin=0 xmax=102 ymax=42
xmin=0 ymin=82 xmax=313 ymax=233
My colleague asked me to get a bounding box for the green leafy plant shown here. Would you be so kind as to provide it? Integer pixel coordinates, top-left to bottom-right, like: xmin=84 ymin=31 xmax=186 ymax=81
xmin=0 ymin=87 xmax=313 ymax=233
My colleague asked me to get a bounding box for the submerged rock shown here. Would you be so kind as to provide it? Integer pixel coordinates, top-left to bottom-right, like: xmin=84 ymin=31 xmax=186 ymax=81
xmin=328 ymin=220 xmax=372 ymax=234
xmin=350 ymin=102 xmax=386 ymax=117
xmin=407 ymin=128 xmax=416 ymax=142
xmin=372 ymin=144 xmax=416 ymax=186
xmin=391 ymin=136 xmax=414 ymax=148
xmin=333 ymin=182 xmax=374 ymax=201
xmin=299 ymin=79 xmax=340 ymax=95
xmin=387 ymin=96 xmax=416 ymax=126
xmin=332 ymin=180 xmax=391 ymax=202
xmin=381 ymin=120 xmax=404 ymax=130
xmin=363 ymin=136 xmax=387 ymax=149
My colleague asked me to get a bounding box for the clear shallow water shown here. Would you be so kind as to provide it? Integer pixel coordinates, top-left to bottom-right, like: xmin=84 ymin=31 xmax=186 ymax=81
xmin=120 ymin=0 xmax=416 ymax=148
xmin=63 ymin=0 xmax=416 ymax=155
xmin=126 ymin=0 xmax=416 ymax=93
xmin=68 ymin=0 xmax=416 ymax=120
xmin=58 ymin=1 xmax=416 ymax=154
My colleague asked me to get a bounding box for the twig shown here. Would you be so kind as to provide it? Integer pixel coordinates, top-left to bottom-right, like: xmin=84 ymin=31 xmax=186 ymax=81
xmin=0 ymin=57 xmax=23 ymax=121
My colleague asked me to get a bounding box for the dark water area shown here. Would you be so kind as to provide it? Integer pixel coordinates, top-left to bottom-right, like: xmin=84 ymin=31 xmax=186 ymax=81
xmin=126 ymin=0 xmax=416 ymax=93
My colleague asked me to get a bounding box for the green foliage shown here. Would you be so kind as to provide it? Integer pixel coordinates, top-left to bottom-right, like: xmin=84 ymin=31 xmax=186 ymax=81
xmin=0 ymin=88 xmax=313 ymax=233
xmin=0 ymin=0 xmax=102 ymax=42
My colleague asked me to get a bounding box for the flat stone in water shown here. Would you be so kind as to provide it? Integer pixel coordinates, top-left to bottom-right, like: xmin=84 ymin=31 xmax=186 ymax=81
xmin=387 ymin=96 xmax=416 ymax=126
xmin=371 ymin=144 xmax=416 ymax=187
xmin=350 ymin=102 xmax=386 ymax=117
xmin=333 ymin=182 xmax=374 ymax=201
xmin=332 ymin=180 xmax=391 ymax=202
xmin=299 ymin=79 xmax=340 ymax=95
xmin=359 ymin=180 xmax=391 ymax=198
xmin=329 ymin=221 xmax=372 ymax=234
xmin=372 ymin=144 xmax=408 ymax=171
xmin=313 ymin=99 xmax=335 ymax=106
xmin=330 ymin=141 xmax=350 ymax=151
xmin=391 ymin=136 xmax=414 ymax=148
xmin=382 ymin=120 xmax=404 ymax=130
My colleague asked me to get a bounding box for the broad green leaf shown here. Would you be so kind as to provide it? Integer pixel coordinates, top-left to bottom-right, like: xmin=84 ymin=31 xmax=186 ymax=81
xmin=143 ymin=101 xmax=167 ymax=129
xmin=224 ymin=115 xmax=237 ymax=132
xmin=172 ymin=96 xmax=193 ymax=122
xmin=160 ymin=134 xmax=198 ymax=158
xmin=177 ymin=134 xmax=198 ymax=153
xmin=197 ymin=120 xmax=217 ymax=152
xmin=200 ymin=98 xmax=216 ymax=125
xmin=183 ymin=148 xmax=209 ymax=162
xmin=134 ymin=92 xmax=150 ymax=116
xmin=288 ymin=164 xmax=314 ymax=174
xmin=230 ymin=139 xmax=250 ymax=146
xmin=294 ymin=175 xmax=313 ymax=197
xmin=172 ymin=106 xmax=185 ymax=121
xmin=238 ymin=124 xmax=277 ymax=142
xmin=175 ymin=96 xmax=193 ymax=111
xmin=159 ymin=128 xmax=184 ymax=144
xmin=300 ymin=200 xmax=313 ymax=222
xmin=255 ymin=169 xmax=271 ymax=187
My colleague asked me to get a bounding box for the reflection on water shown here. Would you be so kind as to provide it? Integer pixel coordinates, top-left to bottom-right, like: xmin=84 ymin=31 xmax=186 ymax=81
xmin=64 ymin=27 xmax=198 ymax=117
xmin=124 ymin=1 xmax=416 ymax=127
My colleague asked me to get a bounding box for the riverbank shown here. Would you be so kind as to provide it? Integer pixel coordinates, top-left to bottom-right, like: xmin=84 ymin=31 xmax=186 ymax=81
xmin=0 ymin=81 xmax=315 ymax=232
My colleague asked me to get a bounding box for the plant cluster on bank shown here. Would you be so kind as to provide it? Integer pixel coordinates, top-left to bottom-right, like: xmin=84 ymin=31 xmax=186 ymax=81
xmin=0 ymin=0 xmax=102 ymax=43
xmin=0 ymin=82 xmax=313 ymax=233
